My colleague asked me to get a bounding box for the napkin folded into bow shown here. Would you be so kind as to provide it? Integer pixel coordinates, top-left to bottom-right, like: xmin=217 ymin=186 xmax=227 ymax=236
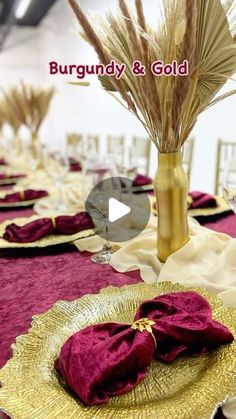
xmin=3 ymin=211 xmax=94 ymax=243
xmin=55 ymin=291 xmax=233 ymax=406
xmin=132 ymin=174 xmax=153 ymax=187
xmin=189 ymin=191 xmax=217 ymax=209
xmin=0 ymin=189 xmax=48 ymax=204
xmin=0 ymin=158 xmax=7 ymax=165
xmin=122 ymin=175 xmax=153 ymax=188
xmin=69 ymin=158 xmax=82 ymax=172
xmin=153 ymin=191 xmax=217 ymax=212
xmin=0 ymin=173 xmax=25 ymax=181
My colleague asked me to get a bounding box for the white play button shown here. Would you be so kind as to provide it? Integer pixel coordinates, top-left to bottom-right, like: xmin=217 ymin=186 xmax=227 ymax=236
xmin=108 ymin=197 xmax=131 ymax=223
xmin=85 ymin=177 xmax=151 ymax=242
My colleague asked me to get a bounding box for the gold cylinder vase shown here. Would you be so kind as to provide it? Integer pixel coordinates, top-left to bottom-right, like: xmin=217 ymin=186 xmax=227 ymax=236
xmin=13 ymin=133 xmax=21 ymax=155
xmin=31 ymin=132 xmax=44 ymax=170
xmin=154 ymin=152 xmax=189 ymax=262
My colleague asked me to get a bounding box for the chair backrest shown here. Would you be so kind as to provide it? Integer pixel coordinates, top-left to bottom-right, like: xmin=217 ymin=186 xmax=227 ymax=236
xmin=106 ymin=135 xmax=126 ymax=166
xmin=66 ymin=133 xmax=83 ymax=146
xmin=129 ymin=136 xmax=151 ymax=175
xmin=66 ymin=133 xmax=83 ymax=157
xmin=86 ymin=134 xmax=100 ymax=154
xmin=182 ymin=137 xmax=195 ymax=180
xmin=107 ymin=135 xmax=125 ymax=154
xmin=215 ymin=139 xmax=236 ymax=194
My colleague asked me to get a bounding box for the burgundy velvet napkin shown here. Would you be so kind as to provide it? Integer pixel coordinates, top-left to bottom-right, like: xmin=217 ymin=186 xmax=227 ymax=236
xmin=69 ymin=158 xmax=82 ymax=172
xmin=3 ymin=211 xmax=94 ymax=243
xmin=0 ymin=173 xmax=25 ymax=181
xmin=189 ymin=191 xmax=217 ymax=209
xmin=134 ymin=291 xmax=232 ymax=362
xmin=0 ymin=189 xmax=48 ymax=204
xmin=56 ymin=291 xmax=233 ymax=405
xmin=0 ymin=158 xmax=7 ymax=165
xmin=70 ymin=162 xmax=82 ymax=172
xmin=132 ymin=174 xmax=153 ymax=187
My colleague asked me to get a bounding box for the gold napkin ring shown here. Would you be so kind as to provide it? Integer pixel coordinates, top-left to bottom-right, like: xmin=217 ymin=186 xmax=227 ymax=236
xmin=19 ymin=190 xmax=25 ymax=201
xmin=131 ymin=318 xmax=157 ymax=348
xmin=51 ymin=218 xmax=57 ymax=229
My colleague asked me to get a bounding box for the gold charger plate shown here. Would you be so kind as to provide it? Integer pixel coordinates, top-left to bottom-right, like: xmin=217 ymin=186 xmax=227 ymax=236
xmin=0 ymin=215 xmax=95 ymax=248
xmin=0 ymin=198 xmax=44 ymax=209
xmin=0 ymin=177 xmax=25 ymax=186
xmin=188 ymin=195 xmax=230 ymax=217
xmin=151 ymin=195 xmax=230 ymax=218
xmin=0 ymin=282 xmax=235 ymax=419
xmin=131 ymin=183 xmax=154 ymax=193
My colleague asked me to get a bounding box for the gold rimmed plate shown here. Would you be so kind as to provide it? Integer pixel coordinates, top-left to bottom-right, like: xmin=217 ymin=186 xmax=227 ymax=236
xmin=0 ymin=282 xmax=235 ymax=419
xmin=188 ymin=195 xmax=230 ymax=217
xmin=0 ymin=198 xmax=45 ymax=209
xmin=0 ymin=215 xmax=95 ymax=248
xmin=131 ymin=183 xmax=154 ymax=193
xmin=151 ymin=195 xmax=230 ymax=218
xmin=0 ymin=177 xmax=25 ymax=186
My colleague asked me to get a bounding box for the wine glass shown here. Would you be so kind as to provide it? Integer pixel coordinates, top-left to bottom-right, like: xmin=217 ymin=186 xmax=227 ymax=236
xmin=85 ymin=157 xmax=120 ymax=264
xmin=89 ymin=192 xmax=113 ymax=264
xmin=22 ymin=140 xmax=41 ymax=172
xmin=223 ymin=157 xmax=236 ymax=213
xmin=43 ymin=146 xmax=69 ymax=211
xmin=83 ymin=154 xmax=118 ymax=186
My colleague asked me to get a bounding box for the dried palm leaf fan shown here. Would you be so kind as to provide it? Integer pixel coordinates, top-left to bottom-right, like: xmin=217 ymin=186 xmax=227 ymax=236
xmin=3 ymin=83 xmax=55 ymax=168
xmin=67 ymin=0 xmax=236 ymax=261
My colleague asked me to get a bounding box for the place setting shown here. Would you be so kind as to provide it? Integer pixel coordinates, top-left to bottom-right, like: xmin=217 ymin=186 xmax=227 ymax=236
xmin=1 ymin=0 xmax=236 ymax=418
xmin=0 ymin=172 xmax=26 ymax=186
xmin=0 ymin=189 xmax=48 ymax=209
xmin=0 ymin=282 xmax=235 ymax=419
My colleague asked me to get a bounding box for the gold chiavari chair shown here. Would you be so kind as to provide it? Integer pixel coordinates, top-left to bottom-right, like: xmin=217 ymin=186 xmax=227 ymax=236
xmin=215 ymin=139 xmax=236 ymax=194
xmin=66 ymin=133 xmax=83 ymax=159
xmin=106 ymin=135 xmax=126 ymax=165
xmin=183 ymin=136 xmax=195 ymax=181
xmin=129 ymin=136 xmax=151 ymax=175
xmin=67 ymin=133 xmax=83 ymax=149
xmin=107 ymin=135 xmax=125 ymax=153
xmin=86 ymin=134 xmax=100 ymax=154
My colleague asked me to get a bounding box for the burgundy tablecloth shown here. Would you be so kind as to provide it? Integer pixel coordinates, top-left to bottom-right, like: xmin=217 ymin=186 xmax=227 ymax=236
xmin=196 ymin=211 xmax=236 ymax=237
xmin=0 ymin=242 xmax=141 ymax=369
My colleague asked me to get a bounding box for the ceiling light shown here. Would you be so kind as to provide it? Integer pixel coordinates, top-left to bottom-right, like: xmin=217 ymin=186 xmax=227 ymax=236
xmin=15 ymin=0 xmax=33 ymax=20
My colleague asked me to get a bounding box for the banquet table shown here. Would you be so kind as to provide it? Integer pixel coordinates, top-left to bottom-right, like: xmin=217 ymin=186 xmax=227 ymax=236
xmin=0 ymin=203 xmax=235 ymax=419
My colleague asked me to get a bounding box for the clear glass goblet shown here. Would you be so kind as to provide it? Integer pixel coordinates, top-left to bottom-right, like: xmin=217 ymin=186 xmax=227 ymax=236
xmin=43 ymin=147 xmax=69 ymax=211
xmin=223 ymin=157 xmax=236 ymax=214
xmin=23 ymin=140 xmax=42 ymax=172
xmin=85 ymin=158 xmax=120 ymax=264
xmin=89 ymin=195 xmax=113 ymax=264
xmin=84 ymin=155 xmax=118 ymax=185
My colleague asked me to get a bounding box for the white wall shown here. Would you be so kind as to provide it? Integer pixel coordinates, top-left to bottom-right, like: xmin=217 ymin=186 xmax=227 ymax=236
xmin=0 ymin=0 xmax=236 ymax=193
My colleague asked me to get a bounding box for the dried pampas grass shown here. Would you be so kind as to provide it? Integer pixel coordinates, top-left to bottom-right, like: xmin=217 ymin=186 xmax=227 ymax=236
xmin=0 ymin=96 xmax=22 ymax=135
xmin=68 ymin=0 xmax=236 ymax=152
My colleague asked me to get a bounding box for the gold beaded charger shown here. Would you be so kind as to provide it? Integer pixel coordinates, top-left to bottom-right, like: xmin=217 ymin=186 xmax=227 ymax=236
xmin=0 ymin=198 xmax=45 ymax=209
xmin=188 ymin=195 xmax=230 ymax=217
xmin=0 ymin=177 xmax=25 ymax=186
xmin=0 ymin=282 xmax=235 ymax=419
xmin=151 ymin=195 xmax=230 ymax=218
xmin=0 ymin=215 xmax=95 ymax=248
